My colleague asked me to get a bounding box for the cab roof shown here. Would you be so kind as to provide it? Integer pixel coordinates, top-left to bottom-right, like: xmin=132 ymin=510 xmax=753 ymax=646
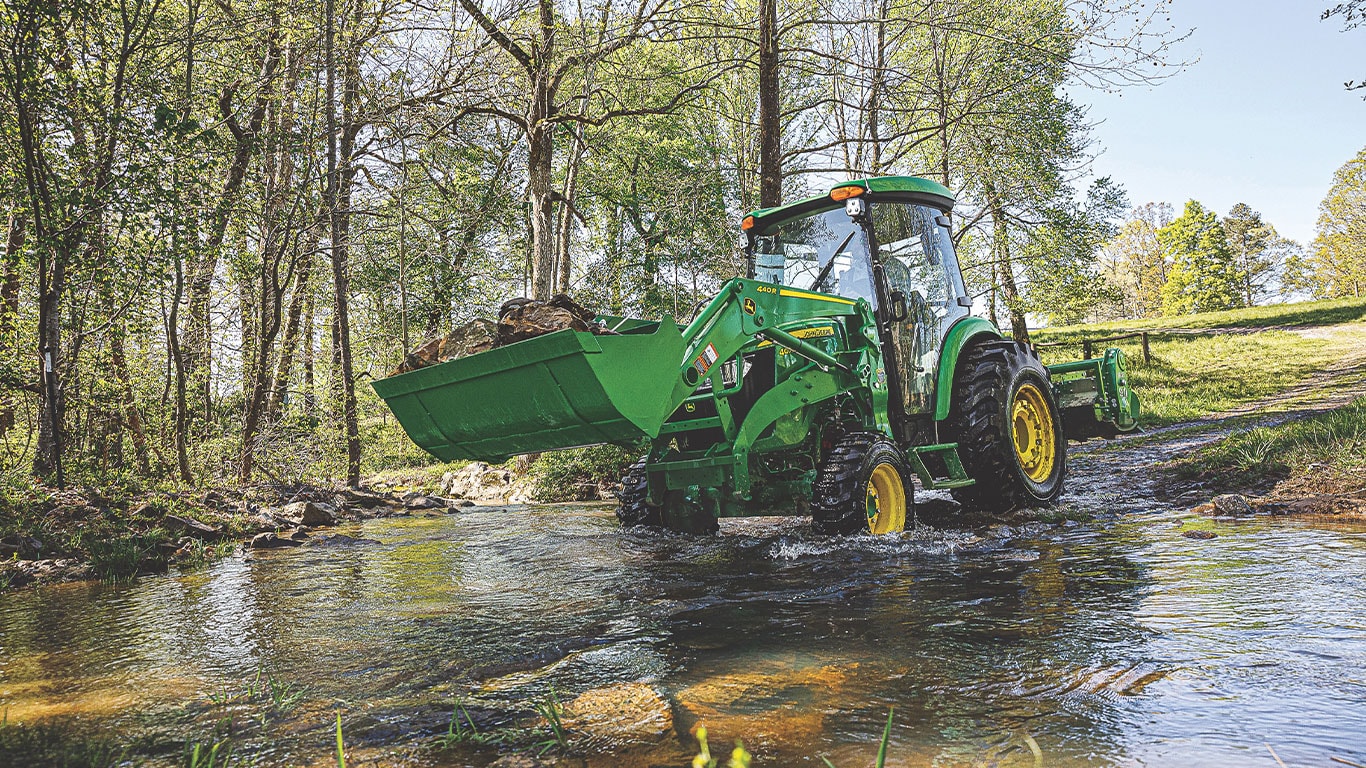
xmin=744 ymin=175 xmax=955 ymax=231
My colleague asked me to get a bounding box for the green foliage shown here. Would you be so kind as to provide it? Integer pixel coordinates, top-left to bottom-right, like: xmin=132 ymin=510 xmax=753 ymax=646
xmin=0 ymin=716 xmax=140 ymax=768
xmin=1222 ymin=202 xmax=1293 ymax=305
xmin=1170 ymin=397 xmax=1366 ymax=492
xmin=691 ymin=726 xmax=752 ymax=768
xmin=1022 ymin=177 xmax=1129 ymax=325
xmin=1290 ymin=145 xmax=1366 ymax=298
xmin=528 ymin=444 xmax=638 ymax=502
xmin=1098 ymin=203 xmax=1174 ymax=320
xmin=1038 ymin=294 xmax=1366 ymax=335
xmin=335 ymin=712 xmax=346 ymax=768
xmin=532 ymin=688 xmax=569 ymax=755
xmin=207 ymin=670 xmax=306 ymax=717
xmin=1159 ymin=200 xmax=1245 ymax=315
xmin=81 ymin=530 xmax=169 ymax=581
xmin=185 ymin=740 xmax=233 ymax=768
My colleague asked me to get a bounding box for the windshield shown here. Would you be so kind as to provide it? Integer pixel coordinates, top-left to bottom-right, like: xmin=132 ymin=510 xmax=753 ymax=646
xmin=752 ymin=207 xmax=877 ymax=305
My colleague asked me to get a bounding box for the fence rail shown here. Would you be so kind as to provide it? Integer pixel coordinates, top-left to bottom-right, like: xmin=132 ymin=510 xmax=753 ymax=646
xmin=1035 ymin=331 xmax=1151 ymax=364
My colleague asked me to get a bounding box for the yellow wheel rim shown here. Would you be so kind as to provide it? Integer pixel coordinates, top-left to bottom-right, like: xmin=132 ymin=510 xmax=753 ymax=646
xmin=866 ymin=463 xmax=907 ymax=534
xmin=1012 ymin=382 xmax=1057 ymax=483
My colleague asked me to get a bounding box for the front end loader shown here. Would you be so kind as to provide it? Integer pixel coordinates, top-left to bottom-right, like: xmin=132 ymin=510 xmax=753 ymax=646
xmin=373 ymin=176 xmax=1140 ymax=534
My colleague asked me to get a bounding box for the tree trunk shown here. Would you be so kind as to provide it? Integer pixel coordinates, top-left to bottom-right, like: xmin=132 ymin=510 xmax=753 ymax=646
xmin=33 ymin=243 xmax=67 ymax=484
xmin=757 ymin=0 xmax=781 ymax=208
xmin=556 ymin=131 xmax=585 ymax=293
xmin=266 ymin=232 xmax=315 ymax=421
xmin=184 ymin=27 xmax=281 ymax=428
xmin=987 ymin=190 xmax=1028 ymax=343
xmin=0 ymin=211 xmax=24 ymax=435
xmin=527 ymin=117 xmax=556 ymax=300
xmin=110 ymin=326 xmax=152 ymax=476
xmin=324 ymin=0 xmax=361 ymax=486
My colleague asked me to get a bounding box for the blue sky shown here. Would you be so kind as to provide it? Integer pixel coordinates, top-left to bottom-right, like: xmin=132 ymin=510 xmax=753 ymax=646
xmin=1081 ymin=0 xmax=1363 ymax=244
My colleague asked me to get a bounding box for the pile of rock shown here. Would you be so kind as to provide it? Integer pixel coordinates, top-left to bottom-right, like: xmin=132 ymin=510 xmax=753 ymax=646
xmin=390 ymin=293 xmax=612 ymax=376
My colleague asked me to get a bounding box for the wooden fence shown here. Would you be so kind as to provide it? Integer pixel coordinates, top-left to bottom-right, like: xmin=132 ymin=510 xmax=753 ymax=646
xmin=1034 ymin=331 xmax=1152 ymax=363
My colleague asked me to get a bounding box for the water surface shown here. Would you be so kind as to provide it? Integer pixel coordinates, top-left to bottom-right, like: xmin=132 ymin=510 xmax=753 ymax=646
xmin=2 ymin=501 xmax=1364 ymax=766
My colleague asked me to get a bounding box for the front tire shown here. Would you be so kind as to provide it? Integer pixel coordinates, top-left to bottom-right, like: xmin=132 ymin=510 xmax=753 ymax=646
xmin=615 ymin=458 xmax=662 ymax=528
xmin=811 ymin=433 xmax=914 ymax=535
xmin=946 ymin=340 xmax=1066 ymax=512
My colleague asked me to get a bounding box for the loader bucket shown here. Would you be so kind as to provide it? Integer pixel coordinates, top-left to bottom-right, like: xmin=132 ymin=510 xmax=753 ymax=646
xmin=371 ymin=321 xmax=687 ymax=462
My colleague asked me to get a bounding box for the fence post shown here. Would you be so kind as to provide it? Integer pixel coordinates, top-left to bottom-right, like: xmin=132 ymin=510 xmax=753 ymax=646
xmin=1082 ymin=339 xmax=1092 ymax=360
xmin=1141 ymin=332 xmax=1151 ymax=364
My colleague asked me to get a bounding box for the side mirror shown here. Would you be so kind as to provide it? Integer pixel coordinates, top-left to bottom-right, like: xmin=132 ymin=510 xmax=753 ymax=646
xmin=889 ymin=290 xmax=909 ymax=322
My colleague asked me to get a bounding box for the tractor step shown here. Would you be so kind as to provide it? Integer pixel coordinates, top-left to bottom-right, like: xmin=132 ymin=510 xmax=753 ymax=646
xmin=907 ymin=443 xmax=975 ymax=490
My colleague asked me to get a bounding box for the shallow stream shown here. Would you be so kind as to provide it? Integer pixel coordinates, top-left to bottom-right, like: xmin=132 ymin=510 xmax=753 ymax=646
xmin=2 ymin=498 xmax=1364 ymax=766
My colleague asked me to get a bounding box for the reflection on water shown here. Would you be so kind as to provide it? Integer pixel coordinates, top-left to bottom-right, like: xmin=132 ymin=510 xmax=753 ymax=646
xmin=1 ymin=503 xmax=1364 ymax=766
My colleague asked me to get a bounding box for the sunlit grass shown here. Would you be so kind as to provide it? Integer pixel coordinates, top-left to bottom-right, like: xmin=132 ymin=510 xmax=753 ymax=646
xmin=1170 ymin=397 xmax=1366 ymax=493
xmin=1039 ymin=329 xmax=1334 ymax=426
xmin=1039 ymin=296 xmax=1366 ymax=336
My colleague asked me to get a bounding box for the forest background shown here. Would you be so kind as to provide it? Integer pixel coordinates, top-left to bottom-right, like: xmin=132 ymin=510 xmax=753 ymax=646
xmin=1 ymin=0 xmax=1363 ymax=492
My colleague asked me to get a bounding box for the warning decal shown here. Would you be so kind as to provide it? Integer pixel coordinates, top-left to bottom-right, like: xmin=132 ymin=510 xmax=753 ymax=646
xmin=693 ymin=343 xmax=719 ymax=376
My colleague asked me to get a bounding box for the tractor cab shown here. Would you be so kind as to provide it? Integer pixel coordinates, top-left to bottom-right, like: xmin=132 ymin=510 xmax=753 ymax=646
xmin=743 ymin=177 xmax=973 ymax=421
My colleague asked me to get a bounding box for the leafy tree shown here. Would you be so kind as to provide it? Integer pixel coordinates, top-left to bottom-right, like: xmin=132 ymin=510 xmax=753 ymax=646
xmin=1100 ymin=202 xmax=1173 ymax=319
xmin=1021 ymin=177 xmax=1128 ymax=326
xmin=1158 ymin=200 xmax=1244 ymax=315
xmin=1221 ymin=203 xmax=1297 ymax=306
xmin=1289 ymin=146 xmax=1366 ymax=297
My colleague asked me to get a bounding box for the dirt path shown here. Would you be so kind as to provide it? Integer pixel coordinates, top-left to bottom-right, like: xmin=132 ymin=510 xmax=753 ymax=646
xmin=1062 ymin=321 xmax=1366 ymax=512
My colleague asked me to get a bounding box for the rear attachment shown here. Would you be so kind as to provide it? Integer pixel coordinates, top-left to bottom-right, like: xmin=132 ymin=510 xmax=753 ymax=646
xmin=1047 ymin=347 xmax=1141 ymax=440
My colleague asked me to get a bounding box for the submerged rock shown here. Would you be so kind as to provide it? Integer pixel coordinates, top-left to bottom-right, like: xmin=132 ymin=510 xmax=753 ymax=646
xmin=1182 ymin=529 xmax=1218 ymax=539
xmin=403 ymin=495 xmax=443 ymax=509
xmin=249 ymin=530 xmax=308 ymax=549
xmin=561 ymin=682 xmax=673 ymax=751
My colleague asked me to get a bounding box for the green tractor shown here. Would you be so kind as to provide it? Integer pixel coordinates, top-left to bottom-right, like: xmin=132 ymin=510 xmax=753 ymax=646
xmin=373 ymin=176 xmax=1139 ymax=534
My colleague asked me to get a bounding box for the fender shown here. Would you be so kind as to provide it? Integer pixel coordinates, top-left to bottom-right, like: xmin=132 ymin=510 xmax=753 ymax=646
xmin=932 ymin=316 xmax=1002 ymax=421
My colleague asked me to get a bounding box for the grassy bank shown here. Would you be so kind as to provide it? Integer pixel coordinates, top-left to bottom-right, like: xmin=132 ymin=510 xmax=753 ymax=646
xmin=1167 ymin=397 xmax=1366 ymax=498
xmin=1034 ymin=299 xmax=1366 ymax=426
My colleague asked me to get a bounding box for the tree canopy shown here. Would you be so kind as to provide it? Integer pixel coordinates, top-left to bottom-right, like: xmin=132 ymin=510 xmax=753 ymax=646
xmin=1158 ymin=200 xmax=1244 ymax=316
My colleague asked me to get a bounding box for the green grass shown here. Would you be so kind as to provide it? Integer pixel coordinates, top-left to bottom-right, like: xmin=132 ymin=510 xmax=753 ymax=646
xmin=0 ymin=716 xmax=144 ymax=768
xmin=1038 ymin=295 xmax=1366 ymax=337
xmin=81 ymin=531 xmax=170 ymax=581
xmin=1038 ymin=328 xmax=1336 ymax=426
xmin=1168 ymin=397 xmax=1366 ymax=494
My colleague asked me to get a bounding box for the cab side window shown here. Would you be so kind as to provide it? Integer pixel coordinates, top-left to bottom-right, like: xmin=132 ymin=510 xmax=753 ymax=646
xmin=871 ymin=203 xmax=952 ymax=307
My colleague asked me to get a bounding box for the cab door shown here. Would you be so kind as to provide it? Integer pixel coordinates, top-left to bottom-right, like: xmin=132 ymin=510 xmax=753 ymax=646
xmin=870 ymin=202 xmax=968 ymax=416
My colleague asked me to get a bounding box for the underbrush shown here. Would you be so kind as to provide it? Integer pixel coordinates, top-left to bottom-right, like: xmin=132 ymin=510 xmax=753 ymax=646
xmin=529 ymin=444 xmax=638 ymax=501
xmin=1168 ymin=397 xmax=1366 ymax=495
xmin=0 ymin=717 xmax=147 ymax=768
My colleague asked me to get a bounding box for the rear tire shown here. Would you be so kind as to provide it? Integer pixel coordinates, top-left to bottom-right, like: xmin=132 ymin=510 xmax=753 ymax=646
xmin=615 ymin=459 xmax=662 ymax=528
xmin=811 ymin=433 xmax=914 ymax=535
xmin=946 ymin=340 xmax=1066 ymax=512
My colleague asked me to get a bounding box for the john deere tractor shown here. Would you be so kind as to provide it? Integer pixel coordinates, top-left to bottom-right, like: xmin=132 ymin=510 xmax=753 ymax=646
xmin=373 ymin=176 xmax=1139 ymax=534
